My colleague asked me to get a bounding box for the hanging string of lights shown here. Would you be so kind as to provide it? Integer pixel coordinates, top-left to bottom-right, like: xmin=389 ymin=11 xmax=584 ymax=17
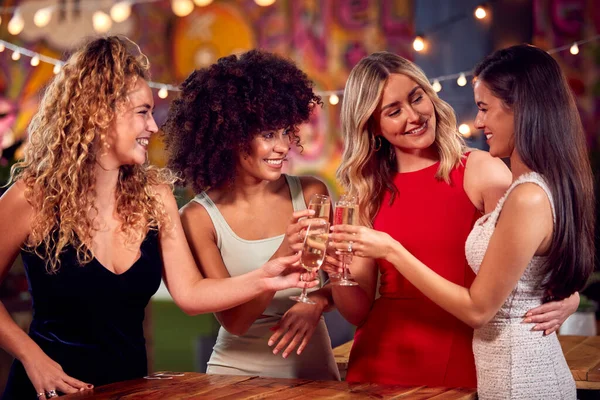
xmin=0 ymin=2 xmax=597 ymax=106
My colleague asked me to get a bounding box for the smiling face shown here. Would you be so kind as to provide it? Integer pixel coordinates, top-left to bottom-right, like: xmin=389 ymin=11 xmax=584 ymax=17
xmin=474 ymin=79 xmax=515 ymax=158
xmin=237 ymin=127 xmax=291 ymax=181
xmin=102 ymin=78 xmax=157 ymax=168
xmin=372 ymin=73 xmax=437 ymax=157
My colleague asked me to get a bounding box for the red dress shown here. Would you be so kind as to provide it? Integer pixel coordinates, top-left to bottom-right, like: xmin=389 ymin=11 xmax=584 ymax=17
xmin=346 ymin=155 xmax=478 ymax=387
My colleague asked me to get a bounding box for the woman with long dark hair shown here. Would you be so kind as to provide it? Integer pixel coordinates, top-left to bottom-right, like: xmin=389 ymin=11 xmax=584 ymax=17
xmin=332 ymin=44 xmax=593 ymax=398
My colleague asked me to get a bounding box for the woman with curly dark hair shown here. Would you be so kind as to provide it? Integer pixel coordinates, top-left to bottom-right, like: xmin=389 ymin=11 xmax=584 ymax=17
xmin=162 ymin=50 xmax=340 ymax=380
xmin=0 ymin=38 xmax=314 ymax=400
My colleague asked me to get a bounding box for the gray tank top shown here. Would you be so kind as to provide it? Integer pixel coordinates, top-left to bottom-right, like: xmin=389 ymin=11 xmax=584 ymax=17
xmin=192 ymin=175 xmax=308 ymax=317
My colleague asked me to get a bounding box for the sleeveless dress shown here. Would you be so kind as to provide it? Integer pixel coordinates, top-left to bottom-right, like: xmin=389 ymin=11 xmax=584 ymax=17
xmin=193 ymin=175 xmax=340 ymax=380
xmin=466 ymin=172 xmax=576 ymax=399
xmin=346 ymin=154 xmax=478 ymax=387
xmin=2 ymin=231 xmax=162 ymax=400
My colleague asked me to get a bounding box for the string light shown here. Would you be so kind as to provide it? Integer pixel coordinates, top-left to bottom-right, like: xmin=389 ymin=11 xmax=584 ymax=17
xmin=93 ymin=11 xmax=112 ymax=33
xmin=11 ymin=51 xmax=21 ymax=61
xmin=1 ymin=33 xmax=599 ymax=98
xmin=254 ymin=0 xmax=276 ymax=6
xmin=110 ymin=1 xmax=132 ymax=23
xmin=158 ymin=86 xmax=169 ymax=99
xmin=569 ymin=43 xmax=579 ymax=55
xmin=171 ymin=0 xmax=194 ymax=17
xmin=30 ymin=55 xmax=40 ymax=66
xmin=413 ymin=36 xmax=425 ymax=52
xmin=329 ymin=94 xmax=340 ymax=105
xmin=458 ymin=124 xmax=471 ymax=137
xmin=474 ymin=6 xmax=487 ymax=20
xmin=193 ymin=0 xmax=214 ymax=5
xmin=33 ymin=7 xmax=53 ymax=28
xmin=7 ymin=11 xmax=25 ymax=36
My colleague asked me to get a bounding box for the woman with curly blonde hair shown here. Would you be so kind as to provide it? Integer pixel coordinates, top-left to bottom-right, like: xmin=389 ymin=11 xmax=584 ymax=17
xmin=0 ymin=37 xmax=312 ymax=400
xmin=327 ymin=52 xmax=579 ymax=387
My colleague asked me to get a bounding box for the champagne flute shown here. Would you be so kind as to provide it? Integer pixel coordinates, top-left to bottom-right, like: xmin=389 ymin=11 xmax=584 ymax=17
xmin=308 ymin=194 xmax=331 ymax=223
xmin=290 ymin=221 xmax=329 ymax=305
xmin=332 ymin=195 xmax=359 ymax=286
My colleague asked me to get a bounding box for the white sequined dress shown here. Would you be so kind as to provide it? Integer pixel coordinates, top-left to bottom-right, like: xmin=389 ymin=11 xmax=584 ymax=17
xmin=465 ymin=172 xmax=576 ymax=399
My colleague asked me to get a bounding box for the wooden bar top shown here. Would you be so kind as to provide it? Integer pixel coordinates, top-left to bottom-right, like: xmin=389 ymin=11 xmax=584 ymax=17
xmin=334 ymin=335 xmax=600 ymax=390
xmin=62 ymin=373 xmax=476 ymax=399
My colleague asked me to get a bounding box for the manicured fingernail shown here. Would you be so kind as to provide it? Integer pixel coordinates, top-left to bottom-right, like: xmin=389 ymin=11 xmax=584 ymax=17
xmin=532 ymin=325 xmax=540 ymax=331
xmin=525 ymin=312 xmax=532 ymax=317
xmin=268 ymin=340 xmax=273 ymax=346
xmin=282 ymin=352 xmax=288 ymax=358
xmin=273 ymin=349 xmax=279 ymax=355
xmin=523 ymin=317 xmax=531 ymax=323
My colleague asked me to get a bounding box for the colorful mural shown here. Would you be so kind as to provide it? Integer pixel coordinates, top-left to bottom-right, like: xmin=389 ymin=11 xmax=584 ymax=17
xmin=533 ymin=0 xmax=600 ymax=150
xmin=0 ymin=0 xmax=414 ymax=196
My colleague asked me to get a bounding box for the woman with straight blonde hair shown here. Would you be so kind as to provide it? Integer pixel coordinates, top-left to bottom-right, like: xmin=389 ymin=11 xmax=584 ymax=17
xmin=327 ymin=52 xmax=579 ymax=387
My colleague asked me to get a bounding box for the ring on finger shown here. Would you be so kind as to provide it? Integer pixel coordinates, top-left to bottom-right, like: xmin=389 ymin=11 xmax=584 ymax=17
xmin=46 ymin=390 xmax=58 ymax=398
xmin=37 ymin=393 xmax=45 ymax=399
xmin=347 ymin=242 xmax=353 ymax=253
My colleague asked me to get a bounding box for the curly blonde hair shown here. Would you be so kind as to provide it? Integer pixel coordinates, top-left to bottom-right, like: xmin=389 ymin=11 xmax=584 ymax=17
xmin=337 ymin=52 xmax=466 ymax=226
xmin=10 ymin=36 xmax=176 ymax=273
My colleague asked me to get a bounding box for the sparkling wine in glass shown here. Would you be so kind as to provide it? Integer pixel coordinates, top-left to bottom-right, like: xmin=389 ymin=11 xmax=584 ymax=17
xmin=290 ymin=221 xmax=329 ymax=305
xmin=332 ymin=195 xmax=359 ymax=286
xmin=308 ymin=194 xmax=331 ymax=223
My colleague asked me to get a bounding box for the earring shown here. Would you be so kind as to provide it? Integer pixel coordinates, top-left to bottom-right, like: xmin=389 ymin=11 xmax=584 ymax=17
xmin=371 ymin=135 xmax=382 ymax=152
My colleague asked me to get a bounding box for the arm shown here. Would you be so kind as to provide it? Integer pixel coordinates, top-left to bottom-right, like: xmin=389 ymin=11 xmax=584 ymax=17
xmin=331 ymin=183 xmax=554 ymax=329
xmin=157 ymin=185 xmax=311 ymax=317
xmin=0 ymin=182 xmax=91 ymax=395
xmin=464 ymin=150 xmax=576 ymax=332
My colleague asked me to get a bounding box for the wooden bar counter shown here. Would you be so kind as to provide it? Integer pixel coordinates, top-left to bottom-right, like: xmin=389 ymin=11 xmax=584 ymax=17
xmin=62 ymin=373 xmax=476 ymax=399
xmin=334 ymin=335 xmax=600 ymax=390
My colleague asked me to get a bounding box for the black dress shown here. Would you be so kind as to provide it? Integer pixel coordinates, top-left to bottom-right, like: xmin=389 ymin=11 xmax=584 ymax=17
xmin=2 ymin=231 xmax=162 ymax=399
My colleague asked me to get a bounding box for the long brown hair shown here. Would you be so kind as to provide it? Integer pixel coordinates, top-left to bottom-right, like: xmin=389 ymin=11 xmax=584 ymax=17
xmin=474 ymin=44 xmax=595 ymax=299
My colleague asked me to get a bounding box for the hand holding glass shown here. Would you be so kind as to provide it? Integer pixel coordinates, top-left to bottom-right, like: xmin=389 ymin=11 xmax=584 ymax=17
xmin=290 ymin=221 xmax=329 ymax=305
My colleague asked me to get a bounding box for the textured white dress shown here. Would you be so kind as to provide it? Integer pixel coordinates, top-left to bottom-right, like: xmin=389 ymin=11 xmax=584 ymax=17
xmin=465 ymin=172 xmax=576 ymax=400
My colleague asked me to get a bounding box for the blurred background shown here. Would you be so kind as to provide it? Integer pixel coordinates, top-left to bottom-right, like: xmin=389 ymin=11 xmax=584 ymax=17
xmin=0 ymin=0 xmax=598 ymax=392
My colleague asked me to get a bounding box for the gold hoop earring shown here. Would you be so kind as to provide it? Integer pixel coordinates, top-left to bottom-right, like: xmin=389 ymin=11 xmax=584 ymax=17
xmin=372 ymin=135 xmax=382 ymax=152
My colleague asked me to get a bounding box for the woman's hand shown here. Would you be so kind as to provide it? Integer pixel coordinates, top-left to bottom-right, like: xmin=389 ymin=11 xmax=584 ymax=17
xmin=283 ymin=210 xmax=328 ymax=253
xmin=268 ymin=301 xmax=324 ymax=358
xmin=260 ymin=252 xmax=319 ymax=292
xmin=22 ymin=349 xmax=92 ymax=397
xmin=329 ymin=224 xmax=395 ymax=260
xmin=524 ymin=292 xmax=580 ymax=335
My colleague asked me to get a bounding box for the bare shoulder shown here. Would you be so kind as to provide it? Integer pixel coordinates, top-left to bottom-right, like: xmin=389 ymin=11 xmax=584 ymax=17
xmin=504 ymin=182 xmax=552 ymax=214
xmin=465 ymin=150 xmax=511 ymax=182
xmin=180 ymin=199 xmax=216 ymax=240
xmin=297 ymin=175 xmax=329 ymax=197
xmin=152 ymin=184 xmax=176 ymax=202
xmin=0 ymin=180 xmax=33 ymax=216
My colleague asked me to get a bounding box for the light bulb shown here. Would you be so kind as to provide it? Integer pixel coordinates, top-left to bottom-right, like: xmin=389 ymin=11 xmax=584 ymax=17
xmin=11 ymin=51 xmax=21 ymax=61
xmin=570 ymin=43 xmax=579 ymax=55
xmin=194 ymin=0 xmax=214 ymax=5
xmin=8 ymin=12 xmax=25 ymax=36
xmin=329 ymin=94 xmax=339 ymax=105
xmin=457 ymin=73 xmax=467 ymax=87
xmin=93 ymin=11 xmax=112 ymax=33
xmin=172 ymin=0 xmax=194 ymax=17
xmin=34 ymin=7 xmax=53 ymax=27
xmin=458 ymin=123 xmax=471 ymax=136
xmin=432 ymin=79 xmax=442 ymax=93
xmin=30 ymin=55 xmax=40 ymax=66
xmin=110 ymin=1 xmax=132 ymax=23
xmin=158 ymin=87 xmax=169 ymax=99
xmin=255 ymin=0 xmax=276 ymax=5
xmin=413 ymin=36 xmax=425 ymax=52
xmin=475 ymin=6 xmax=487 ymax=19
xmin=53 ymin=64 xmax=62 ymax=74
xmin=0 ymin=44 xmax=5 ymax=53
